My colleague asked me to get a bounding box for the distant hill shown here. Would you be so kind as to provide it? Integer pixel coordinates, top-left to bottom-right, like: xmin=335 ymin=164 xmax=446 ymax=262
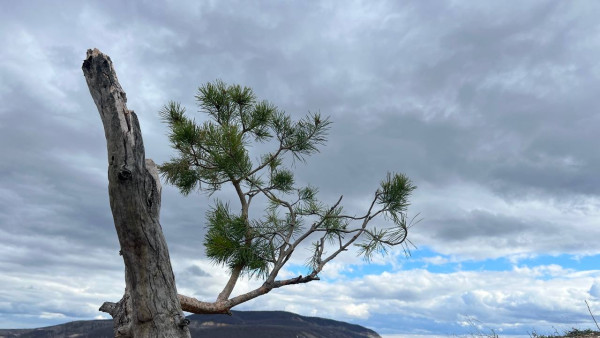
xmin=0 ymin=310 xmax=381 ymax=338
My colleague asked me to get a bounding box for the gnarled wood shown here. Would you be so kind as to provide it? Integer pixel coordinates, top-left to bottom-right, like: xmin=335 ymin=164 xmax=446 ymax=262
xmin=83 ymin=48 xmax=191 ymax=338
xmin=178 ymin=274 xmax=319 ymax=314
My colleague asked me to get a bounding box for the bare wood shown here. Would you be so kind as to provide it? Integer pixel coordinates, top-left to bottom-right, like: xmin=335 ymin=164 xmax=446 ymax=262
xmin=178 ymin=274 xmax=319 ymax=314
xmin=586 ymin=299 xmax=600 ymax=331
xmin=83 ymin=48 xmax=191 ymax=338
xmin=216 ymin=264 xmax=242 ymax=301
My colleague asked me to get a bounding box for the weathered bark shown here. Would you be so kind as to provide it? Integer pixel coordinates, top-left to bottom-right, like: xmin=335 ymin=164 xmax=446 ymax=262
xmin=216 ymin=264 xmax=242 ymax=301
xmin=82 ymin=49 xmax=191 ymax=338
xmin=178 ymin=274 xmax=319 ymax=314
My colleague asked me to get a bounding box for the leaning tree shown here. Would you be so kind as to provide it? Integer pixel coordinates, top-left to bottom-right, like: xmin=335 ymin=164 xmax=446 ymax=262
xmin=83 ymin=48 xmax=417 ymax=337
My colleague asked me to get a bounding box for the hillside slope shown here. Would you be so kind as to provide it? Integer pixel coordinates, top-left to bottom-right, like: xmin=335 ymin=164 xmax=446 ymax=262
xmin=0 ymin=310 xmax=381 ymax=338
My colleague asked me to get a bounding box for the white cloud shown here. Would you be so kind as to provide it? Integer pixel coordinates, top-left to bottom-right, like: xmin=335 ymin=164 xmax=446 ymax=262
xmin=168 ymin=258 xmax=600 ymax=333
xmin=344 ymin=303 xmax=370 ymax=319
xmin=39 ymin=312 xmax=67 ymax=319
xmin=421 ymin=256 xmax=451 ymax=266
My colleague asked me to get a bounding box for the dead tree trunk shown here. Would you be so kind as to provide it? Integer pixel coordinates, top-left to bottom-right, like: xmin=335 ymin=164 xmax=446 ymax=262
xmin=82 ymin=49 xmax=191 ymax=338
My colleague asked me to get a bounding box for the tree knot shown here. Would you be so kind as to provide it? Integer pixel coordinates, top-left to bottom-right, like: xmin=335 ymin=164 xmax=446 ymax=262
xmin=178 ymin=317 xmax=190 ymax=328
xmin=118 ymin=168 xmax=132 ymax=181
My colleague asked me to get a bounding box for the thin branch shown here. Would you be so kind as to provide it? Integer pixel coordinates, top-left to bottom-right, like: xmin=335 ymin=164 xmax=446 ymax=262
xmin=189 ymin=144 xmax=218 ymax=170
xmin=245 ymin=115 xmax=326 ymax=180
xmin=286 ymin=195 xmax=345 ymax=253
xmin=317 ymin=192 xmax=380 ymax=268
xmin=246 ymin=145 xmax=285 ymax=178
xmin=586 ymin=300 xmax=600 ymax=331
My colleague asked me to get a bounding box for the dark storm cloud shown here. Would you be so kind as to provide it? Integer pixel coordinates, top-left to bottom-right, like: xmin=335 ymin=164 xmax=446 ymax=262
xmin=430 ymin=210 xmax=530 ymax=241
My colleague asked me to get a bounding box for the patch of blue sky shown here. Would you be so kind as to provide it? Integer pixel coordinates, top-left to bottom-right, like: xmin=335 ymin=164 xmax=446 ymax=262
xmin=401 ymin=247 xmax=600 ymax=274
xmin=281 ymin=261 xmax=396 ymax=280
xmin=396 ymin=249 xmax=511 ymax=274
xmin=515 ymin=253 xmax=600 ymax=272
xmin=342 ymin=262 xmax=395 ymax=276
xmin=283 ymin=249 xmax=600 ymax=281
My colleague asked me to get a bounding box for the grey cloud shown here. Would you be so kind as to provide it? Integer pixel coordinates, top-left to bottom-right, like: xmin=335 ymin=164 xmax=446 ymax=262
xmin=411 ymin=207 xmax=600 ymax=259
xmin=590 ymin=281 xmax=600 ymax=299
xmin=185 ymin=265 xmax=211 ymax=277
xmin=3 ymin=0 xmax=600 ymax=333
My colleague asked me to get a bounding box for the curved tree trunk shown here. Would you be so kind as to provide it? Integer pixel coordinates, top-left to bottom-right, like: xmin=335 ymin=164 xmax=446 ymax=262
xmin=82 ymin=49 xmax=191 ymax=338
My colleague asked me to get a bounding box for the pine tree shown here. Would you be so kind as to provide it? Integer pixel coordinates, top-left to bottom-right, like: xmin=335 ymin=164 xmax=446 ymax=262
xmin=159 ymin=80 xmax=418 ymax=312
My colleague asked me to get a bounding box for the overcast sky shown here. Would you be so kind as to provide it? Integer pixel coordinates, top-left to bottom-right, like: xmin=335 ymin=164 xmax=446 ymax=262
xmin=2 ymin=1 xmax=600 ymax=337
